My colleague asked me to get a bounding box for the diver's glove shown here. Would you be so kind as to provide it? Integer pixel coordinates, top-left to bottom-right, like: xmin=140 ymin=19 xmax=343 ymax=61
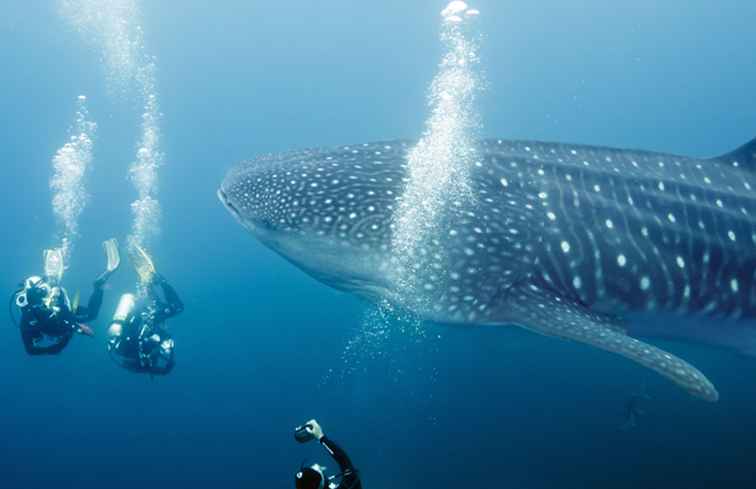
xmin=305 ymin=419 xmax=325 ymax=441
xmin=77 ymin=324 xmax=95 ymax=337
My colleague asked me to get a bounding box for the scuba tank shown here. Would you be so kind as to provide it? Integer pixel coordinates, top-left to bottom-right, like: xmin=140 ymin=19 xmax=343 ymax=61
xmin=107 ymin=294 xmax=136 ymax=357
xmin=114 ymin=294 xmax=136 ymax=322
xmin=110 ymin=294 xmax=136 ymax=333
xmin=106 ymin=294 xmax=136 ymax=367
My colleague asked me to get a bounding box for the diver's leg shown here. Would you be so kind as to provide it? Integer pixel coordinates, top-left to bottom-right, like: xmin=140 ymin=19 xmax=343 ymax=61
xmin=78 ymin=282 xmax=104 ymax=321
xmin=47 ymin=332 xmax=73 ymax=354
xmin=43 ymin=318 xmax=75 ymax=336
xmin=94 ymin=271 xmax=111 ymax=289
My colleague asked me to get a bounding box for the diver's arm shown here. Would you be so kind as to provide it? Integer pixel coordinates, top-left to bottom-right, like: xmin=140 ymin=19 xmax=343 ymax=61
xmin=55 ymin=306 xmax=93 ymax=336
xmin=40 ymin=333 xmax=73 ymax=354
xmin=20 ymin=312 xmax=54 ymax=355
xmin=148 ymin=360 xmax=175 ymax=376
xmin=21 ymin=321 xmax=44 ymax=355
xmin=302 ymin=420 xmax=360 ymax=488
xmin=108 ymin=336 xmax=144 ymax=373
xmin=21 ymin=322 xmax=72 ymax=355
xmin=320 ymin=436 xmax=357 ymax=479
xmin=23 ymin=338 xmax=54 ymax=355
xmin=155 ymin=276 xmax=184 ymax=319
xmin=114 ymin=357 xmax=145 ymax=373
xmin=126 ymin=361 xmax=176 ymax=375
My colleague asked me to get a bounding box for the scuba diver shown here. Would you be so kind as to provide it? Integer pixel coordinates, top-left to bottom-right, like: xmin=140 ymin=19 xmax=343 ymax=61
xmin=106 ymin=246 xmax=183 ymax=376
xmin=294 ymin=419 xmax=362 ymax=489
xmin=11 ymin=239 xmax=121 ymax=355
xmin=621 ymin=383 xmax=652 ymax=431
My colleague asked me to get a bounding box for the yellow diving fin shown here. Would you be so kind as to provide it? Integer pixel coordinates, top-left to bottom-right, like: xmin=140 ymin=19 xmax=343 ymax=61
xmin=129 ymin=245 xmax=156 ymax=285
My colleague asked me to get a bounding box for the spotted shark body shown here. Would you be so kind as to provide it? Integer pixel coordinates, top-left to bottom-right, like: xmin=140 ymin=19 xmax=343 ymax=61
xmin=219 ymin=137 xmax=756 ymax=401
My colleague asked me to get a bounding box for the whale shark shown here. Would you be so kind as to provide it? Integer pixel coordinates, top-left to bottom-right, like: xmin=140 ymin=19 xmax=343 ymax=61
xmin=219 ymin=137 xmax=756 ymax=402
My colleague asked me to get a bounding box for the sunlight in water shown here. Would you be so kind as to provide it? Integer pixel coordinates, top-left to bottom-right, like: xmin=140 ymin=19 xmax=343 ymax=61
xmin=60 ymin=0 xmax=163 ymax=263
xmin=391 ymin=1 xmax=483 ymax=296
xmin=50 ymin=95 xmax=96 ymax=262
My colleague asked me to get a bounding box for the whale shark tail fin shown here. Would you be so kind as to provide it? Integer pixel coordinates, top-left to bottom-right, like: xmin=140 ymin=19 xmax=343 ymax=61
xmin=715 ymin=136 xmax=756 ymax=170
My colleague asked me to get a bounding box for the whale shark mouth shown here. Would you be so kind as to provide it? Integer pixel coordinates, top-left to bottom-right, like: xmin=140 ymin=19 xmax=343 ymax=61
xmin=217 ymin=188 xmax=253 ymax=232
xmin=216 ymin=188 xmax=235 ymax=216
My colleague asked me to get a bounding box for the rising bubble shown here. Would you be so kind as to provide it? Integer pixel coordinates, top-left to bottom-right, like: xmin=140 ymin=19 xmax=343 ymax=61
xmin=50 ymin=96 xmax=97 ymax=262
xmin=391 ymin=2 xmax=483 ymax=301
xmin=61 ymin=0 xmax=163 ymax=276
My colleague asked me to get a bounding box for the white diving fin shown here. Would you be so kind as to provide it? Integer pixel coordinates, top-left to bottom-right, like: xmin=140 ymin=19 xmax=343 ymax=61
xmin=103 ymin=238 xmax=121 ymax=273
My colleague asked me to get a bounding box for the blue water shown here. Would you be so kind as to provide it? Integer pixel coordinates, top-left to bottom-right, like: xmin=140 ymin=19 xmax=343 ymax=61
xmin=2 ymin=1 xmax=756 ymax=488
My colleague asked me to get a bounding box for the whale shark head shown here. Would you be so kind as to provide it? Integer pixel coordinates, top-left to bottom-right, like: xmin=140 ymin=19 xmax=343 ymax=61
xmin=218 ymin=142 xmax=413 ymax=300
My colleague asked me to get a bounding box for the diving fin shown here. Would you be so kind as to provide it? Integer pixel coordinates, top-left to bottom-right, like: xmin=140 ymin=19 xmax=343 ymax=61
xmin=103 ymin=238 xmax=121 ymax=273
xmin=43 ymin=248 xmax=65 ymax=285
xmin=507 ymin=283 xmax=719 ymax=402
xmin=129 ymin=245 xmax=156 ymax=285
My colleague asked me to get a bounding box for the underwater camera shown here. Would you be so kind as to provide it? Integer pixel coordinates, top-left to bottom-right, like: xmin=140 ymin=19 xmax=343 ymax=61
xmin=294 ymin=423 xmax=316 ymax=443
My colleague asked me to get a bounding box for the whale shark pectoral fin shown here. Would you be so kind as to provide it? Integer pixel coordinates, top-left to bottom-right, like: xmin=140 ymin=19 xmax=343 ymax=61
xmin=509 ymin=284 xmax=719 ymax=402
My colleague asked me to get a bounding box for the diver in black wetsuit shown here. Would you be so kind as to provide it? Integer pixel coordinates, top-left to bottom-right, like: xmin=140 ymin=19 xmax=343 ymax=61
xmin=12 ymin=240 xmax=120 ymax=355
xmin=107 ymin=273 xmax=184 ymax=375
xmin=295 ymin=419 xmax=362 ymax=489
xmin=15 ymin=275 xmax=108 ymax=354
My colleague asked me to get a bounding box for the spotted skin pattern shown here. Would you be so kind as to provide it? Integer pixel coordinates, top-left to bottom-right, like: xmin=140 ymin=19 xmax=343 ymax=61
xmin=219 ymin=138 xmax=756 ymax=401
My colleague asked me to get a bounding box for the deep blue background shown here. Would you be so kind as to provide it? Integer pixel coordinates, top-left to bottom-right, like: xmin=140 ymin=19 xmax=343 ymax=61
xmin=2 ymin=1 xmax=756 ymax=488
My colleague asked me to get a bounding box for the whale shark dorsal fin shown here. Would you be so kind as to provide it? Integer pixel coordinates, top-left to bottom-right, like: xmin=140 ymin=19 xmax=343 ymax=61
xmin=508 ymin=283 xmax=719 ymax=402
xmin=714 ymin=136 xmax=756 ymax=171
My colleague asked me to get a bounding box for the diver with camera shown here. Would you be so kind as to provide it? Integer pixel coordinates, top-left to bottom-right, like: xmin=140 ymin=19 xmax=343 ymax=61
xmin=106 ymin=246 xmax=184 ymax=376
xmin=11 ymin=239 xmax=120 ymax=355
xmin=294 ymin=419 xmax=362 ymax=489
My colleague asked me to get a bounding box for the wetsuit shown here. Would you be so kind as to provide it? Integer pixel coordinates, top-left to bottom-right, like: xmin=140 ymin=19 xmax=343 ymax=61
xmin=108 ymin=276 xmax=183 ymax=375
xmin=320 ymin=437 xmax=362 ymax=489
xmin=20 ymin=282 xmax=104 ymax=355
